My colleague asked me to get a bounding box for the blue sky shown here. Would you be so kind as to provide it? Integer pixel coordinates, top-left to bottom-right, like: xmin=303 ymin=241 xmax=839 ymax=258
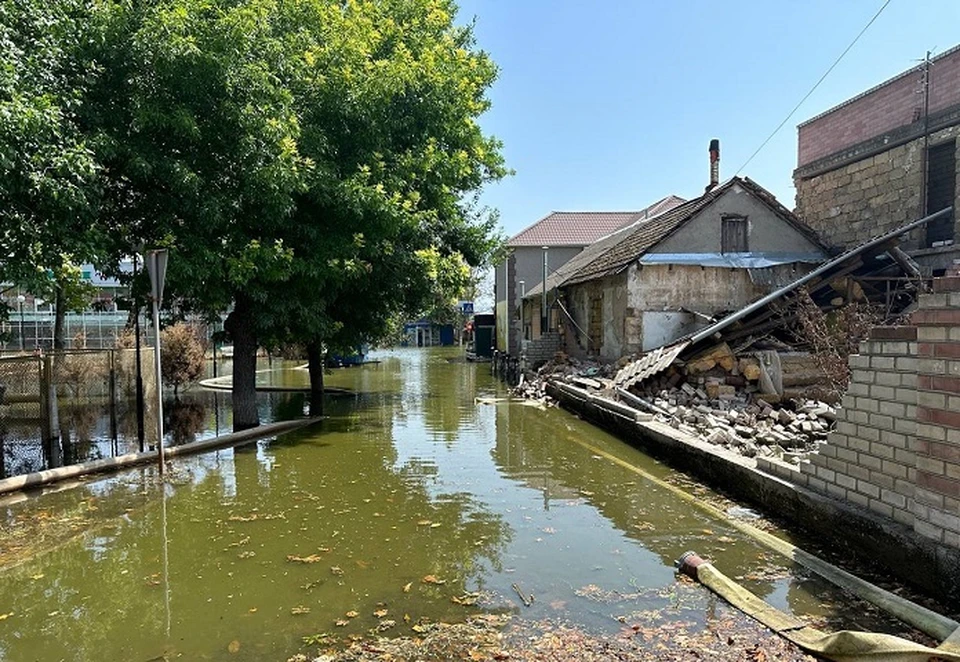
xmin=457 ymin=0 xmax=960 ymax=239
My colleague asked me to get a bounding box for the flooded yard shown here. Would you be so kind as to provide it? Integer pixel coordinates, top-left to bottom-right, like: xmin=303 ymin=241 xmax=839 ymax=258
xmin=0 ymin=348 xmax=923 ymax=660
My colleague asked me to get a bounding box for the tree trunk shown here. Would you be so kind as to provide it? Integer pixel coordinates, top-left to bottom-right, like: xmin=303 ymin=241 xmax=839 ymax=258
xmin=225 ymin=295 xmax=259 ymax=430
xmin=53 ymin=280 xmax=66 ymax=350
xmin=307 ymin=342 xmax=324 ymax=416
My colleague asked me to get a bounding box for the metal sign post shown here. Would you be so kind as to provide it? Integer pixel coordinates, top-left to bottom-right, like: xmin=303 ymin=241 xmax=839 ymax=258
xmin=145 ymin=249 xmax=168 ymax=474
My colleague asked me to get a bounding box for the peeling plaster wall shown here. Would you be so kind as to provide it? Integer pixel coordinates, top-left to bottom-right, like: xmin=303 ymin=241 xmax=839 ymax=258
xmin=649 ymin=184 xmax=823 ymax=255
xmin=626 ymin=262 xmax=815 ymax=351
xmin=562 ymin=273 xmax=628 ymax=360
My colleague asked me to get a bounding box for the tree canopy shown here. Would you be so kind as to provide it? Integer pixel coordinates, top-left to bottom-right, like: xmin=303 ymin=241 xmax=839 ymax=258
xmin=0 ymin=0 xmax=506 ymax=428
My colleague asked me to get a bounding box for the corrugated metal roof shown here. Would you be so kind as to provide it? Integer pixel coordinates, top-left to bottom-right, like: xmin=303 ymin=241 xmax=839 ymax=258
xmin=613 ymin=341 xmax=689 ymax=389
xmin=506 ymin=195 xmax=685 ymax=247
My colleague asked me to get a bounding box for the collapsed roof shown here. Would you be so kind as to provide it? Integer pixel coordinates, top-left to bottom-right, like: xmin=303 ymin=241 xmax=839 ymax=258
xmin=613 ymin=207 xmax=953 ymax=389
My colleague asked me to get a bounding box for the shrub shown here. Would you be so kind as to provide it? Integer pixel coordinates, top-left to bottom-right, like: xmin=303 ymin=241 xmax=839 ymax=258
xmin=160 ymin=323 xmax=206 ymax=396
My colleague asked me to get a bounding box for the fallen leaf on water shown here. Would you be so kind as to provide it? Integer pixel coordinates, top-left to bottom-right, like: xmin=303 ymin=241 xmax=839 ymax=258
xmin=345 ymin=610 xmax=358 ymax=618
xmin=430 ymin=522 xmax=442 ymax=528
xmin=335 ymin=619 xmax=349 ymax=627
xmin=702 ymin=529 xmax=714 ymax=535
xmin=421 ymin=575 xmax=445 ymax=585
xmin=403 ymin=613 xmax=411 ymax=623
xmin=417 ymin=520 xmax=432 ymax=526
xmin=330 ymin=566 xmax=344 ymax=576
xmin=403 ymin=582 xmax=412 ymax=593
xmin=451 ymin=593 xmax=479 ymax=606
xmin=355 ymin=560 xmax=369 ymax=569
xmin=30 ymin=574 xmax=44 ymax=580
xmin=48 ymin=611 xmax=59 ymax=617
xmin=227 ymin=639 xmax=241 ymax=654
xmin=373 ymin=608 xmax=388 ymax=618
xmin=286 ymin=554 xmax=323 ymax=564
xmin=290 ymin=605 xmax=311 ymax=615
xmin=0 ymin=613 xmax=12 ymax=621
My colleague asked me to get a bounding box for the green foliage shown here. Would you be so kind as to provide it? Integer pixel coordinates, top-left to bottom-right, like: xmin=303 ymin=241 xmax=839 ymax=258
xmin=0 ymin=0 xmax=102 ymax=284
xmin=2 ymin=0 xmax=507 ymax=399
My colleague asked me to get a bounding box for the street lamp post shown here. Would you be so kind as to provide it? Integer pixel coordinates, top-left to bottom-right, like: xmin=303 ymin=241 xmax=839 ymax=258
xmin=16 ymin=295 xmax=25 ymax=351
xmin=541 ymin=247 xmax=549 ymax=333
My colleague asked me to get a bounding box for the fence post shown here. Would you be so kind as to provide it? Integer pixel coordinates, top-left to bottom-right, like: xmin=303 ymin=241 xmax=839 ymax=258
xmin=38 ymin=354 xmax=59 ymax=443
xmin=109 ymin=349 xmax=118 ymax=447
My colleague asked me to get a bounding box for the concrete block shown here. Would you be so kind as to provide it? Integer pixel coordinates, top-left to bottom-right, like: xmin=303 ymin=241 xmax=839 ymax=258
xmin=868 ymin=498 xmax=894 ymax=518
xmin=869 ymin=442 xmax=895 ymax=460
xmin=826 ymin=483 xmax=847 ymax=500
xmin=868 ymin=413 xmax=894 ymax=430
xmin=892 ymin=507 xmax=914 ymax=526
xmin=857 ymin=425 xmax=881 ymax=442
xmin=870 ymin=385 xmax=896 ymax=401
xmin=881 ymin=488 xmax=907 ymax=509
xmin=836 ymin=473 xmax=858 ymax=491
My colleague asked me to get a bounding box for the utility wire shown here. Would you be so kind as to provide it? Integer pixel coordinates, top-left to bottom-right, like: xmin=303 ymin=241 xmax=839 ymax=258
xmin=735 ymin=0 xmax=892 ymax=175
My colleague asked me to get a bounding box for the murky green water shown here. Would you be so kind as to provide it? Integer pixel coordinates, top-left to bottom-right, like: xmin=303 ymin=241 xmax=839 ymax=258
xmin=0 ymin=348 xmax=904 ymax=661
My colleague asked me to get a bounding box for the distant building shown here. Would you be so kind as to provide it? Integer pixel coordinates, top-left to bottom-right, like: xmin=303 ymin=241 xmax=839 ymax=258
xmin=494 ymin=196 xmax=685 ymax=354
xmin=794 ymin=44 xmax=960 ymax=273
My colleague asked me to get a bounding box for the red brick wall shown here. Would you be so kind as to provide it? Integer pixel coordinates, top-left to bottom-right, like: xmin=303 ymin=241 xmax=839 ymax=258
xmin=798 ymin=45 xmax=960 ymax=168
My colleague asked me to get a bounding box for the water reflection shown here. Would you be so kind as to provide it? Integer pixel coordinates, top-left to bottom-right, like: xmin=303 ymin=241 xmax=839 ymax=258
xmin=0 ymin=348 xmax=907 ymax=662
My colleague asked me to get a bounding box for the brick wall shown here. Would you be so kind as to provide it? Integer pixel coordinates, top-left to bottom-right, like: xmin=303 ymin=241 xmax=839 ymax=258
xmin=798 ymin=327 xmax=918 ymax=526
xmin=768 ymin=277 xmax=960 ymax=549
xmin=798 ymin=45 xmax=960 ymax=168
xmin=523 ymin=331 xmax=562 ymax=368
xmin=913 ymin=278 xmax=960 ymax=546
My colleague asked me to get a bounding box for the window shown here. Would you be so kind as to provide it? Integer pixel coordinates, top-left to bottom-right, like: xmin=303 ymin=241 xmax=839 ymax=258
xmin=721 ymin=215 xmax=748 ymax=253
xmin=81 ymin=270 xmax=92 ymax=280
xmin=926 ymin=139 xmax=956 ymax=247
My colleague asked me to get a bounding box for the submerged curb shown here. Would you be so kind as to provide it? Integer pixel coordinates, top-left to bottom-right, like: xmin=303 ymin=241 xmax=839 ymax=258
xmin=0 ymin=417 xmax=322 ymax=496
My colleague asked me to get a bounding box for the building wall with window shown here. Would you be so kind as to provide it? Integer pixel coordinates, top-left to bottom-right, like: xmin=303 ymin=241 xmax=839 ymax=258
xmin=794 ymin=45 xmax=960 ymax=272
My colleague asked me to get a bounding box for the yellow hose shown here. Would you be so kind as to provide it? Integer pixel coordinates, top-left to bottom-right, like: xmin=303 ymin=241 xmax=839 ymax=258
xmin=695 ymin=561 xmax=960 ymax=662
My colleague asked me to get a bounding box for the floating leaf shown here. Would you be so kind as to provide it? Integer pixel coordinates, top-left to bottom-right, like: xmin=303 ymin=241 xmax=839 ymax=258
xmin=403 ymin=582 xmax=412 ymax=593
xmin=30 ymin=574 xmax=44 ymax=580
xmin=290 ymin=605 xmax=311 ymax=615
xmin=0 ymin=613 xmax=12 ymax=621
xmin=373 ymin=608 xmax=388 ymax=618
xmin=345 ymin=610 xmax=358 ymax=618
xmin=430 ymin=522 xmax=442 ymax=528
xmin=227 ymin=639 xmax=241 ymax=654
xmin=421 ymin=575 xmax=445 ymax=585
xmin=416 ymin=520 xmax=432 ymax=526
xmin=287 ymin=554 xmax=323 ymax=564
xmin=248 ymin=607 xmax=258 ymax=613
xmin=335 ymin=619 xmax=349 ymax=627
xmin=330 ymin=566 xmax=344 ymax=576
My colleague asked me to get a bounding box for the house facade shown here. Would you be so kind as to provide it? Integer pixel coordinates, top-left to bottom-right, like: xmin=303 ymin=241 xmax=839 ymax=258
xmin=494 ymin=197 xmax=684 ymax=353
xmin=525 ymin=178 xmax=828 ymax=362
xmin=794 ymin=44 xmax=960 ymax=273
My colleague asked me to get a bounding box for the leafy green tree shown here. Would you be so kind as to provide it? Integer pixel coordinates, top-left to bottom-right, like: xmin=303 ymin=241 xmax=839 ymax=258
xmin=86 ymin=0 xmax=309 ymax=428
xmin=263 ymin=0 xmax=507 ymax=402
xmin=0 ymin=0 xmax=104 ymax=346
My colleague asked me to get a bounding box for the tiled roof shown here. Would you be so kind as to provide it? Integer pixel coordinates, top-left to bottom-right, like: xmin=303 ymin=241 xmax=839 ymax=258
xmin=506 ymin=195 xmax=685 ymax=247
xmin=526 ymin=177 xmax=826 ymax=296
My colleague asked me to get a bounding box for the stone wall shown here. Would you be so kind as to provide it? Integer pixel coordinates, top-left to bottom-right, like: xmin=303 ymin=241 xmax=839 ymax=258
xmin=759 ymin=277 xmax=960 ymax=550
xmin=793 ymin=125 xmax=960 ymax=252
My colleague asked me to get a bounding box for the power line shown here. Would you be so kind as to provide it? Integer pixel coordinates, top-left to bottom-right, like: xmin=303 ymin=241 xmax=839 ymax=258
xmin=735 ymin=0 xmax=892 ymax=175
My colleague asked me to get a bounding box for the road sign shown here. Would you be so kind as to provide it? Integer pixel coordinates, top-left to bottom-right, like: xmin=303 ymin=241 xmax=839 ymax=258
xmin=459 ymin=301 xmax=474 ymax=315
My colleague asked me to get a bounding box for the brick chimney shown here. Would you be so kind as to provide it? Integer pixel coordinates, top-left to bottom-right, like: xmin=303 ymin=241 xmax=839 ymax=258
xmin=705 ymin=139 xmax=720 ymax=192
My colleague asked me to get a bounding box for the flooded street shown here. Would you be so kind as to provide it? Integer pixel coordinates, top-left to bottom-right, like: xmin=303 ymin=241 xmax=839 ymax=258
xmin=0 ymin=349 xmax=917 ymax=661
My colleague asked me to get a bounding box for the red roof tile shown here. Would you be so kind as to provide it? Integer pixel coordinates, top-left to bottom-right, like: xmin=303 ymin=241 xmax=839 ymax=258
xmin=506 ymin=195 xmax=685 ymax=247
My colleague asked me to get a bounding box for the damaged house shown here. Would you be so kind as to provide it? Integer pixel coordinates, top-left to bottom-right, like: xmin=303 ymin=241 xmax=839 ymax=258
xmin=523 ymin=175 xmax=830 ymax=362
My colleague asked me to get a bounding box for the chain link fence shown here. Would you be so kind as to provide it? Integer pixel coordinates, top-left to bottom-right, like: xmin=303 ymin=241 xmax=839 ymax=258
xmin=0 ymin=349 xmax=159 ymax=478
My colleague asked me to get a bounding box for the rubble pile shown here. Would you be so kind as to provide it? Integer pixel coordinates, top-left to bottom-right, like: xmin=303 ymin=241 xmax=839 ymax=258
xmin=514 ymin=342 xmax=839 ymax=465
xmin=512 ymin=352 xmax=613 ymax=402
xmin=641 ymin=384 xmax=836 ymax=462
